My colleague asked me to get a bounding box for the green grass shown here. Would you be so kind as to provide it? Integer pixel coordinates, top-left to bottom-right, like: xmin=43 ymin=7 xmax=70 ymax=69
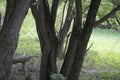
xmin=16 ymin=10 xmax=40 ymax=55
xmin=1 ymin=1 xmax=120 ymax=79
xmin=85 ymin=28 xmax=120 ymax=69
xmin=16 ymin=15 xmax=120 ymax=79
xmin=16 ymin=11 xmax=120 ymax=80
xmin=81 ymin=28 xmax=120 ymax=80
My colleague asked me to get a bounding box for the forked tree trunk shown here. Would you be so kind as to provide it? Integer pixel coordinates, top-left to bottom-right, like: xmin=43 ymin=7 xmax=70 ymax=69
xmin=31 ymin=0 xmax=120 ymax=80
xmin=60 ymin=0 xmax=83 ymax=77
xmin=0 ymin=0 xmax=31 ymax=80
xmin=67 ymin=0 xmax=101 ymax=80
xmin=31 ymin=0 xmax=59 ymax=80
xmin=57 ymin=0 xmax=74 ymax=57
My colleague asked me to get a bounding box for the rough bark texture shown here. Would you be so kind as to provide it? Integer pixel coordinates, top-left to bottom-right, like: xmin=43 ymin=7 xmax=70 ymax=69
xmin=0 ymin=0 xmax=31 ymax=80
xmin=1 ymin=0 xmax=119 ymax=80
xmin=31 ymin=0 xmax=51 ymax=80
xmin=57 ymin=0 xmax=74 ymax=57
xmin=67 ymin=0 xmax=101 ymax=80
xmin=31 ymin=0 xmax=120 ymax=80
xmin=31 ymin=0 xmax=59 ymax=80
xmin=60 ymin=0 xmax=82 ymax=77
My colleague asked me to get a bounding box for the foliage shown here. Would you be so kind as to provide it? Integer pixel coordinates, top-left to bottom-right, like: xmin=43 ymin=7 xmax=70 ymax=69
xmin=0 ymin=0 xmax=6 ymax=15
xmin=50 ymin=73 xmax=66 ymax=80
xmin=110 ymin=0 xmax=120 ymax=6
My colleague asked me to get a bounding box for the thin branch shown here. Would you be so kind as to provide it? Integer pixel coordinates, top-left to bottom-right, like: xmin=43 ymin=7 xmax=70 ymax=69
xmin=0 ymin=13 xmax=1 ymax=28
xmin=30 ymin=0 xmax=38 ymax=19
xmin=115 ymin=16 xmax=120 ymax=25
xmin=59 ymin=0 xmax=68 ymax=31
xmin=51 ymin=0 xmax=59 ymax=27
xmin=63 ymin=31 xmax=71 ymax=55
xmin=58 ymin=0 xmax=74 ymax=42
xmin=82 ymin=6 xmax=90 ymax=14
xmin=85 ymin=43 xmax=93 ymax=54
xmin=94 ymin=5 xmax=120 ymax=27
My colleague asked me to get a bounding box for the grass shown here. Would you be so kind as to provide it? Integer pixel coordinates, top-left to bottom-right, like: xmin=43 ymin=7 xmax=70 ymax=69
xmin=1 ymin=1 xmax=120 ymax=79
xmin=15 ymin=10 xmax=40 ymax=55
xmin=86 ymin=28 xmax=120 ymax=69
xmin=81 ymin=28 xmax=120 ymax=80
xmin=17 ymin=14 xmax=120 ymax=79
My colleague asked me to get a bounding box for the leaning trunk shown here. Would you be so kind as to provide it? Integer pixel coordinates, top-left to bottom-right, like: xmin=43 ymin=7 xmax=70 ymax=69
xmin=67 ymin=0 xmax=101 ymax=80
xmin=0 ymin=0 xmax=30 ymax=80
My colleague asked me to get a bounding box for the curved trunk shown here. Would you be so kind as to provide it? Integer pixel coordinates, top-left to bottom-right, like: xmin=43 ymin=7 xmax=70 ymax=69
xmin=0 ymin=0 xmax=30 ymax=80
xmin=67 ymin=0 xmax=101 ymax=80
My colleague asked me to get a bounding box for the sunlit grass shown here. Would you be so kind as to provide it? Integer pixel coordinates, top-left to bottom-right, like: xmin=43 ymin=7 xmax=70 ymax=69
xmin=82 ymin=28 xmax=120 ymax=79
xmin=84 ymin=28 xmax=120 ymax=69
xmin=16 ymin=10 xmax=40 ymax=55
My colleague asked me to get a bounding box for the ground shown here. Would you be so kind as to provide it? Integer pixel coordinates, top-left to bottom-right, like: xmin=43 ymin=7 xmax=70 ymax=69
xmin=10 ymin=28 xmax=120 ymax=80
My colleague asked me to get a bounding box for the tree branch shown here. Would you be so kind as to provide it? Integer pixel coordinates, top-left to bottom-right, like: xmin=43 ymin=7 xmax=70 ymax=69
xmin=51 ymin=0 xmax=59 ymax=28
xmin=58 ymin=0 xmax=74 ymax=42
xmin=59 ymin=0 xmax=68 ymax=31
xmin=75 ymin=0 xmax=82 ymax=28
xmin=30 ymin=0 xmax=38 ymax=19
xmin=94 ymin=5 xmax=120 ymax=27
xmin=56 ymin=0 xmax=74 ymax=57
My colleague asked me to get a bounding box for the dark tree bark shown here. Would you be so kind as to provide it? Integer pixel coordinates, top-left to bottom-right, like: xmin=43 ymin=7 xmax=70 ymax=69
xmin=57 ymin=0 xmax=74 ymax=57
xmin=0 ymin=0 xmax=31 ymax=80
xmin=60 ymin=0 xmax=82 ymax=77
xmin=0 ymin=13 xmax=1 ymax=27
xmin=31 ymin=0 xmax=120 ymax=80
xmin=31 ymin=0 xmax=59 ymax=80
xmin=67 ymin=0 xmax=101 ymax=80
xmin=31 ymin=0 xmax=51 ymax=80
xmin=0 ymin=0 xmax=120 ymax=80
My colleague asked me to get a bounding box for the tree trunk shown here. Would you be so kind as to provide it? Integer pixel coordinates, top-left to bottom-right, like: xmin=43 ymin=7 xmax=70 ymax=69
xmin=60 ymin=0 xmax=82 ymax=77
xmin=0 ymin=0 xmax=30 ymax=80
xmin=0 ymin=12 xmax=1 ymax=27
xmin=67 ymin=0 xmax=101 ymax=80
xmin=57 ymin=0 xmax=74 ymax=57
xmin=31 ymin=0 xmax=120 ymax=80
xmin=31 ymin=0 xmax=59 ymax=80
